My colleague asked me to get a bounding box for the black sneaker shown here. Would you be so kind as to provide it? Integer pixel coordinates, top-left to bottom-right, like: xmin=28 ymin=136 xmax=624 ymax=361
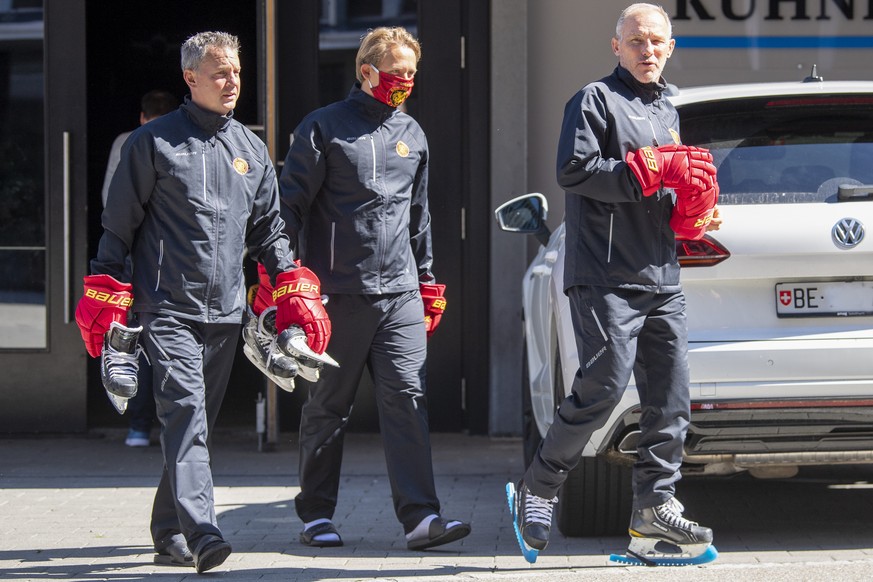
xmin=194 ymin=538 xmax=232 ymax=574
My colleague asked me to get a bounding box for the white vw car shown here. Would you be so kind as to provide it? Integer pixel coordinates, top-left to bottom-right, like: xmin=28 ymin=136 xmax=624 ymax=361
xmin=496 ymin=77 xmax=873 ymax=537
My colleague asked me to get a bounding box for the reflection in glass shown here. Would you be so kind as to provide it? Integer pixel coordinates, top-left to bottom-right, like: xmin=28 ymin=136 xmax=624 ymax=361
xmin=0 ymin=2 xmax=46 ymax=348
xmin=0 ymin=249 xmax=46 ymax=348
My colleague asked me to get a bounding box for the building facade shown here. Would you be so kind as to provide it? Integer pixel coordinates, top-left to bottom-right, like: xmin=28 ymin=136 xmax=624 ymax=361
xmin=0 ymin=0 xmax=869 ymax=435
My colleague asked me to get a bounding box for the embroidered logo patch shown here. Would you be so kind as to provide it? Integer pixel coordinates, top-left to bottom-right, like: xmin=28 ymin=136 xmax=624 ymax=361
xmin=396 ymin=140 xmax=410 ymax=158
xmin=232 ymin=157 xmax=249 ymax=175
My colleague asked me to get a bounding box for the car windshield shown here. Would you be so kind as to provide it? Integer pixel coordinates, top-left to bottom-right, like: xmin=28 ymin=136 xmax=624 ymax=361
xmin=678 ymin=95 xmax=873 ymax=205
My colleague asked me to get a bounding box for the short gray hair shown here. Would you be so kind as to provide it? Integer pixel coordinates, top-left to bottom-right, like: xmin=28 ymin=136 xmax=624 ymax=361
xmin=615 ymin=3 xmax=672 ymax=40
xmin=180 ymin=31 xmax=240 ymax=71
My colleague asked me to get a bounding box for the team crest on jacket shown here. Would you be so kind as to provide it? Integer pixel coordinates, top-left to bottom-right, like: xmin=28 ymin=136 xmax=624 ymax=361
xmin=396 ymin=140 xmax=410 ymax=157
xmin=669 ymin=128 xmax=680 ymax=144
xmin=232 ymin=157 xmax=250 ymax=175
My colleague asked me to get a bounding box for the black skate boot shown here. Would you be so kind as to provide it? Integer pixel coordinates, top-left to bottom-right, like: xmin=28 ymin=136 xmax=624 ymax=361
xmin=610 ymin=497 xmax=718 ymax=566
xmin=505 ymin=480 xmax=556 ymax=563
xmin=241 ymin=307 xmax=299 ymax=392
xmin=101 ymin=321 xmax=142 ymax=413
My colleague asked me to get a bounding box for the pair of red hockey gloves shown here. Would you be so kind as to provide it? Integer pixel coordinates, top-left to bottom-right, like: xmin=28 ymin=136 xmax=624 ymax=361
xmin=625 ymin=144 xmax=719 ymax=240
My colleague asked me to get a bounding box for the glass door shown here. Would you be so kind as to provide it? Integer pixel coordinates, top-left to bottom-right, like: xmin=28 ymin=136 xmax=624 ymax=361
xmin=0 ymin=2 xmax=45 ymax=349
xmin=0 ymin=0 xmax=89 ymax=432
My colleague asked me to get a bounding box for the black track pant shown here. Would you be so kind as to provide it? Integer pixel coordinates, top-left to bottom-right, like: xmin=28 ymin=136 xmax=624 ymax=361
xmin=294 ymin=290 xmax=441 ymax=534
xmin=140 ymin=313 xmax=239 ymax=553
xmin=524 ymin=285 xmax=690 ymax=510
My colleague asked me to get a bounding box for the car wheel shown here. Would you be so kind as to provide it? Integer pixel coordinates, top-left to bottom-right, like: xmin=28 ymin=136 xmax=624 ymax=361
xmin=557 ymin=456 xmax=633 ymax=537
xmin=552 ymin=349 xmax=633 ymax=537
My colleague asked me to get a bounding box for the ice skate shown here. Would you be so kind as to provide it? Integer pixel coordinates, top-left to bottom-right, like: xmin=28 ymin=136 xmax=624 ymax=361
xmin=609 ymin=497 xmax=718 ymax=566
xmin=242 ymin=307 xmax=299 ymax=392
xmin=505 ymin=480 xmax=556 ymax=564
xmin=101 ymin=321 xmax=143 ymax=414
xmin=276 ymin=324 xmax=339 ymax=383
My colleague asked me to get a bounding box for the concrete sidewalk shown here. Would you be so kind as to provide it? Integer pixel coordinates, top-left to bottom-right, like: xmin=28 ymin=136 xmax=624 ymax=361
xmin=2 ymin=430 xmax=873 ymax=581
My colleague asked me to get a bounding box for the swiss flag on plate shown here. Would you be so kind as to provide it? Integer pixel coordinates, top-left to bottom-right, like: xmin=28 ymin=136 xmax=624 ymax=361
xmin=779 ymin=290 xmax=792 ymax=306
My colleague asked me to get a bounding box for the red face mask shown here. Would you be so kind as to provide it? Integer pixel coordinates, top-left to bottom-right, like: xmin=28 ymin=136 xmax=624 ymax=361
xmin=368 ymin=65 xmax=414 ymax=108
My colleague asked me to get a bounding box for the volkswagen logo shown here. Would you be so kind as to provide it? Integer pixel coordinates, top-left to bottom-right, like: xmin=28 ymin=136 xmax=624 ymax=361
xmin=832 ymin=218 xmax=865 ymax=249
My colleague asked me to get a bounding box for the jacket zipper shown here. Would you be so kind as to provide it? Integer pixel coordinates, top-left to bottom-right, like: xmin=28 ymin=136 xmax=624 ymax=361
xmin=201 ymin=143 xmax=208 ymax=201
xmin=330 ymin=222 xmax=336 ymax=272
xmin=205 ymin=139 xmax=220 ymax=321
xmin=154 ymin=239 xmax=163 ymax=292
xmin=606 ymin=212 xmax=614 ymax=264
xmin=370 ymin=135 xmax=376 ymax=182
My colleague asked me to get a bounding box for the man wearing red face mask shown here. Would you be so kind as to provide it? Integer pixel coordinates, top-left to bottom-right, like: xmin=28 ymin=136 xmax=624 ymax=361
xmin=278 ymin=26 xmax=467 ymax=551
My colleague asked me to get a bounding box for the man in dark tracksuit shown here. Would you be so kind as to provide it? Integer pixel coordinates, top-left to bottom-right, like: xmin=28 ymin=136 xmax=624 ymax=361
xmin=509 ymin=4 xmax=718 ymax=566
xmin=83 ymin=32 xmax=300 ymax=574
xmin=279 ymin=27 xmax=470 ymax=551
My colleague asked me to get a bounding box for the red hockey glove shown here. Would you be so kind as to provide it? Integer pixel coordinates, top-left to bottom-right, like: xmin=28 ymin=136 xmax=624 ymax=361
xmin=420 ymin=283 xmax=447 ymax=339
xmin=670 ymin=185 xmax=718 ymax=240
xmin=75 ymin=274 xmax=133 ymax=358
xmin=273 ymin=264 xmax=331 ymax=354
xmin=250 ymin=263 xmax=277 ymax=317
xmin=625 ymin=144 xmax=717 ymax=197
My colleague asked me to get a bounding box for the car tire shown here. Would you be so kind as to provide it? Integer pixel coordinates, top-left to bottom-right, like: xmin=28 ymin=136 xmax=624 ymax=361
xmin=551 ymin=347 xmax=633 ymax=537
xmin=557 ymin=456 xmax=633 ymax=537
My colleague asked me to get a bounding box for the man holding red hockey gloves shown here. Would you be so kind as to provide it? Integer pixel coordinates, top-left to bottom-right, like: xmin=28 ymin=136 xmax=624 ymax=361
xmin=75 ymin=274 xmax=141 ymax=404
xmin=76 ymin=32 xmax=316 ymax=574
xmin=508 ymin=4 xmax=720 ymax=567
xmin=278 ymin=27 xmax=469 ymax=552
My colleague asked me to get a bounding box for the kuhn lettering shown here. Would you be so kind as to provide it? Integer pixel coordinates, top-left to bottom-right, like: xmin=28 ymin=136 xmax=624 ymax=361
xmin=674 ymin=0 xmax=873 ymax=21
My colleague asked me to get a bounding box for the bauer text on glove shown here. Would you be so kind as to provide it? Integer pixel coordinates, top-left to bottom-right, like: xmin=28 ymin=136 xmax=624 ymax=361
xmin=670 ymin=184 xmax=718 ymax=240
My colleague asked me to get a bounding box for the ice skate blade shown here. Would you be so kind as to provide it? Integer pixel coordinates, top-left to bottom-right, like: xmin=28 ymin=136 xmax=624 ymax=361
xmin=105 ymin=391 xmax=129 ymax=415
xmin=505 ymin=482 xmax=539 ymax=564
xmin=278 ymin=326 xmax=339 ymax=368
xmin=242 ymin=344 xmax=297 ymax=393
xmin=609 ymin=544 xmax=718 ymax=567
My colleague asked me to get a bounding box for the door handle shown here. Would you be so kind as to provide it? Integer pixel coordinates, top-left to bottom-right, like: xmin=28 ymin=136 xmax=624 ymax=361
xmin=63 ymin=131 xmax=71 ymax=323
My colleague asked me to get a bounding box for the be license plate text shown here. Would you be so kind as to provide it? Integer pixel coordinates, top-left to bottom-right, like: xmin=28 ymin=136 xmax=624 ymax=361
xmin=775 ymin=281 xmax=873 ymax=317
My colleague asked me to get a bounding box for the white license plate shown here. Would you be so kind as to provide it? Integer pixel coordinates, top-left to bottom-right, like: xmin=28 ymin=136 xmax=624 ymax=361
xmin=776 ymin=281 xmax=873 ymax=317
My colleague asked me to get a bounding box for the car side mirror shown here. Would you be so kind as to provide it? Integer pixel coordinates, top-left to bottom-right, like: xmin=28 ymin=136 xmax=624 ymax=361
xmin=494 ymin=193 xmax=552 ymax=246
